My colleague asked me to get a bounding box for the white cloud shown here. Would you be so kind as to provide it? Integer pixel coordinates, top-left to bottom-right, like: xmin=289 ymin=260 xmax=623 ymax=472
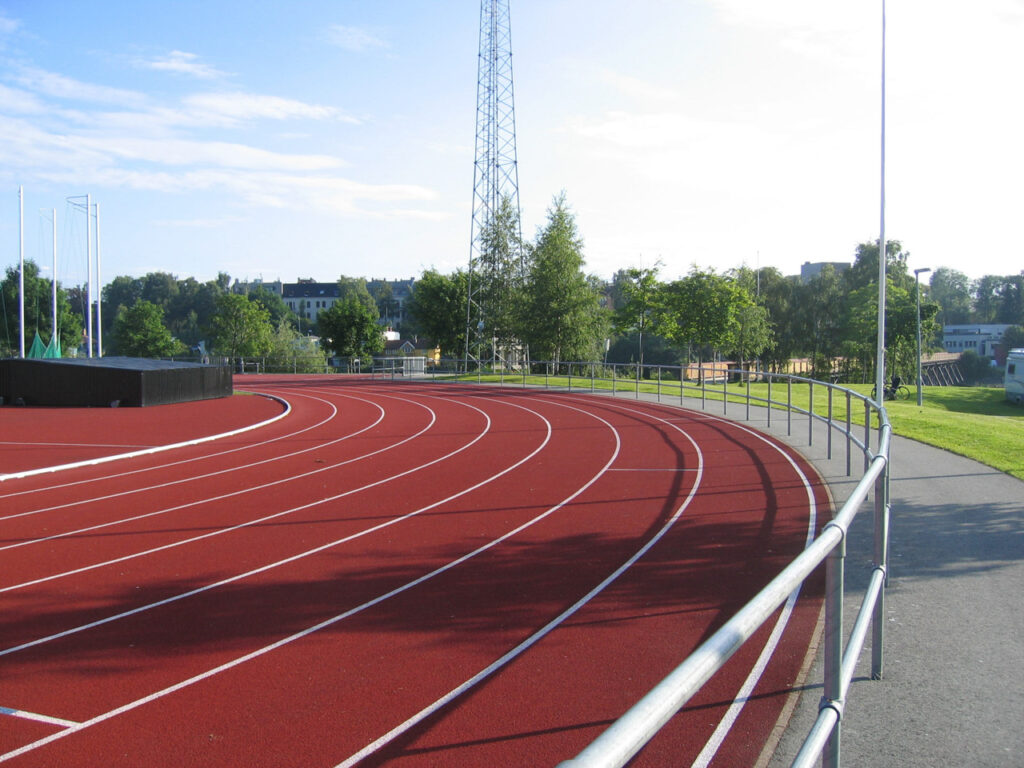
xmin=0 ymin=11 xmax=19 ymax=36
xmin=326 ymin=24 xmax=389 ymax=53
xmin=13 ymin=66 xmax=147 ymax=106
xmin=0 ymin=83 xmax=47 ymax=114
xmin=183 ymin=92 xmax=358 ymax=125
xmin=140 ymin=50 xmax=227 ymax=80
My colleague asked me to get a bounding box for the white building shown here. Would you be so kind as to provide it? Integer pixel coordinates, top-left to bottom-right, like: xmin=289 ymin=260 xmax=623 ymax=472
xmin=942 ymin=324 xmax=1011 ymax=357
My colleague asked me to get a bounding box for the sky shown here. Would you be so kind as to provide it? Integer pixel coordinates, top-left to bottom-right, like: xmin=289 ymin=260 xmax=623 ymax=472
xmin=1 ymin=0 xmax=1022 ymax=291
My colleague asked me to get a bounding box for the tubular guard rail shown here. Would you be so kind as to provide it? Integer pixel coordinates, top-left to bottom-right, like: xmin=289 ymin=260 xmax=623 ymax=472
xmin=373 ymin=359 xmax=892 ymax=768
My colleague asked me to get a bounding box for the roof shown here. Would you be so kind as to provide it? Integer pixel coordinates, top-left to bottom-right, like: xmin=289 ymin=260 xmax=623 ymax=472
xmin=282 ymin=283 xmax=340 ymax=299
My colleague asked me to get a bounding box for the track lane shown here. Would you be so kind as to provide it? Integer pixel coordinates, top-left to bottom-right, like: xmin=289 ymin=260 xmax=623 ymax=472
xmin=0 ymin=381 xmax=827 ymax=767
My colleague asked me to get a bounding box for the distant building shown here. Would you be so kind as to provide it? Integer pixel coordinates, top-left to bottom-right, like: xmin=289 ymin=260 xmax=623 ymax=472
xmin=800 ymin=261 xmax=850 ymax=284
xmin=282 ymin=280 xmax=341 ymax=323
xmin=942 ymin=324 xmax=1010 ymax=357
xmin=232 ymin=278 xmax=283 ymax=296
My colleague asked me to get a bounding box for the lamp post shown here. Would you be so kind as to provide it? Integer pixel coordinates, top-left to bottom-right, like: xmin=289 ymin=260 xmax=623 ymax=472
xmin=915 ymin=267 xmax=931 ymax=406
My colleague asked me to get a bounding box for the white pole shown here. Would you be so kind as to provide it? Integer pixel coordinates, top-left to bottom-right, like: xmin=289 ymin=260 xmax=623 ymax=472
xmin=19 ymin=186 xmax=25 ymax=358
xmin=95 ymin=201 xmax=102 ymax=357
xmin=86 ymin=193 xmax=93 ymax=358
xmin=52 ymin=208 xmax=58 ymax=346
xmin=875 ymin=0 xmax=887 ymax=403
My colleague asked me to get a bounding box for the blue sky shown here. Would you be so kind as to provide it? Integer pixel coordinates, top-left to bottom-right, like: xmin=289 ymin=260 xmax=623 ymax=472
xmin=1 ymin=1 xmax=1021 ymax=291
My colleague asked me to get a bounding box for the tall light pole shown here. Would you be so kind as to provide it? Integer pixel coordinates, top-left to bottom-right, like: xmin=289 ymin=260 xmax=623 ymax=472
xmin=915 ymin=267 xmax=931 ymax=406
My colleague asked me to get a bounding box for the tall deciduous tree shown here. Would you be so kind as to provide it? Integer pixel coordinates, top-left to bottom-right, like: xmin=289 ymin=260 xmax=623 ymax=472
xmin=318 ymin=297 xmax=383 ymax=359
xmin=209 ymin=293 xmax=273 ymax=359
xmin=612 ymin=263 xmax=662 ymax=369
xmin=929 ymin=268 xmax=972 ymax=326
xmin=518 ymin=194 xmax=606 ymax=365
xmin=472 ymin=194 xmax=524 ymax=352
xmin=111 ymin=300 xmax=185 ymax=358
xmin=656 ymin=267 xmax=751 ymax=358
xmin=407 ymin=269 xmax=469 ymax=357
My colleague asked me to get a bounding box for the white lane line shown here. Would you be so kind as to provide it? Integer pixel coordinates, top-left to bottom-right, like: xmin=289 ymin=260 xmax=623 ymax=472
xmin=0 ymin=398 xmax=556 ymax=763
xmin=0 ymin=392 xmax=363 ymax=529
xmin=687 ymin=412 xmax=819 ymax=768
xmin=0 ymin=396 xmax=529 ymax=653
xmin=571 ymin=395 xmax=820 ymax=768
xmin=0 ymin=389 xmax=332 ymax=504
xmin=0 ymin=706 xmax=79 ymax=728
xmin=336 ymin=396 xmax=704 ymax=767
xmin=0 ymin=395 xmax=441 ymax=591
xmin=0 ymin=393 xmax=291 ymax=483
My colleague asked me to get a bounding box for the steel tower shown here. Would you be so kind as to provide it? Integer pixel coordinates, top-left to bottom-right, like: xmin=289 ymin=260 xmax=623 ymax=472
xmin=465 ymin=0 xmax=523 ymax=367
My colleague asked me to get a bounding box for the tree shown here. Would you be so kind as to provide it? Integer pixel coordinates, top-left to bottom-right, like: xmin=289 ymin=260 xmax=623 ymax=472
xmin=470 ymin=193 xmax=524 ymax=353
xmin=318 ymin=297 xmax=383 ymax=359
xmin=407 ymin=269 xmax=469 ymax=357
xmin=247 ymin=286 xmax=295 ymax=330
xmin=612 ymin=264 xmax=662 ymax=369
xmin=517 ymin=194 xmax=607 ymax=365
xmin=1001 ymin=325 xmax=1024 ymax=352
xmin=337 ymin=276 xmax=378 ymax=314
xmin=265 ymin=320 xmax=327 ymax=373
xmin=726 ymin=303 xmax=773 ymax=375
xmin=111 ymin=300 xmax=186 ymax=357
xmin=929 ymin=268 xmax=972 ymax=326
xmin=1 ymin=260 xmax=82 ymax=356
xmin=209 ymin=293 xmax=273 ymax=359
xmin=655 ymin=267 xmax=751 ymax=360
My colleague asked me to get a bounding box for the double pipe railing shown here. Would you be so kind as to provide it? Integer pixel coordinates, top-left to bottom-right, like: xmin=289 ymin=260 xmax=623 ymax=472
xmin=372 ymin=358 xmax=893 ymax=768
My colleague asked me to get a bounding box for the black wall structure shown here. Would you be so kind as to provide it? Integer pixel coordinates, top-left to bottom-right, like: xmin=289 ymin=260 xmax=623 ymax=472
xmin=0 ymin=357 xmax=232 ymax=407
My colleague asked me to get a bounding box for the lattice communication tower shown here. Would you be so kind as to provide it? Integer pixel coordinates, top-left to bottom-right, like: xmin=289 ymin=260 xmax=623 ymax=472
xmin=465 ymin=0 xmax=523 ymax=366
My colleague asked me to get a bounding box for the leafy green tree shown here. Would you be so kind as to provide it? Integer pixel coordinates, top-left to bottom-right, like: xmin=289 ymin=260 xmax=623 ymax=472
xmin=337 ymin=276 xmax=378 ymax=314
xmin=929 ymin=268 xmax=972 ymax=326
xmin=655 ymin=267 xmax=752 ymax=359
xmin=209 ymin=293 xmax=273 ymax=359
xmin=247 ymin=286 xmax=295 ymax=330
xmin=796 ymin=265 xmax=847 ymax=379
xmin=1001 ymin=325 xmax=1024 ymax=352
xmin=518 ymin=194 xmax=607 ymax=365
xmin=111 ymin=300 xmax=186 ymax=358
xmin=265 ymin=321 xmax=327 ymax=372
xmin=726 ymin=303 xmax=773 ymax=374
xmin=612 ymin=263 xmax=662 ymax=369
xmin=1 ymin=260 xmax=82 ymax=356
xmin=318 ymin=297 xmax=383 ymax=359
xmin=471 ymin=194 xmax=524 ymax=353
xmin=407 ymin=269 xmax=469 ymax=357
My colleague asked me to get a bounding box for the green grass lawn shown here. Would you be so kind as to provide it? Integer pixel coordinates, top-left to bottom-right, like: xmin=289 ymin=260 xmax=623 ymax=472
xmin=448 ymin=371 xmax=1024 ymax=481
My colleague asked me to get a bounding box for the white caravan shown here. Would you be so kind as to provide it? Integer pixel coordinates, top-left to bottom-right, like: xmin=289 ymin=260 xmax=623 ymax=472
xmin=1006 ymin=348 xmax=1024 ymax=404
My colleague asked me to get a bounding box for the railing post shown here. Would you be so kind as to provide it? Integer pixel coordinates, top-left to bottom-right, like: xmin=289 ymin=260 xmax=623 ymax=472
xmin=657 ymin=366 xmax=661 ymax=402
xmin=808 ymin=381 xmax=814 ymax=446
xmin=723 ymin=367 xmax=728 ymax=415
xmin=827 ymin=387 xmax=833 ymax=460
xmin=787 ymin=378 xmax=793 ymax=436
xmin=845 ymin=391 xmax=852 ymax=477
xmin=864 ymin=400 xmax=872 ymax=472
xmin=745 ymin=368 xmax=751 ymax=421
xmin=823 ymin=526 xmax=846 ymax=768
xmin=872 ymin=451 xmax=890 ymax=679
xmin=767 ymin=375 xmax=772 ymax=428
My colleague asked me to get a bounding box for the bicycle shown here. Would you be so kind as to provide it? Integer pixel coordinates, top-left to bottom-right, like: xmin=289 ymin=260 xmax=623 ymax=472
xmin=871 ymin=383 xmax=910 ymax=401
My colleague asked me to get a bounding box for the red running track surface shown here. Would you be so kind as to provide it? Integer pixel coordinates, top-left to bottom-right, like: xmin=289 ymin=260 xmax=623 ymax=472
xmin=0 ymin=376 xmax=827 ymax=767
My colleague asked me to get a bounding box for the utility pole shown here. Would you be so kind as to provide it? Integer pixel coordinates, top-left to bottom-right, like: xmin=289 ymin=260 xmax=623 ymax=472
xmin=465 ymin=0 xmax=523 ymax=371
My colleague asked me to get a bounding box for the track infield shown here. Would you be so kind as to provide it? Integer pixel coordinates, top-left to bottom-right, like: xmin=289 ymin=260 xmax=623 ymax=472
xmin=0 ymin=375 xmax=828 ymax=766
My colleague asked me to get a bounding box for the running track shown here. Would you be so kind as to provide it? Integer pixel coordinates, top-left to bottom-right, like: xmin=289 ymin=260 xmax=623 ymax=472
xmin=0 ymin=375 xmax=828 ymax=766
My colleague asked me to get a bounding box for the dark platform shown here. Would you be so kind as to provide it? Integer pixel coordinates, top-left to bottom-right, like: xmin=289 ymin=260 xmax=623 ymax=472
xmin=0 ymin=357 xmax=233 ymax=407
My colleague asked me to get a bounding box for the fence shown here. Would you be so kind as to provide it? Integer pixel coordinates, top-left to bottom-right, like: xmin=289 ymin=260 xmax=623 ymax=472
xmin=370 ymin=358 xmax=892 ymax=768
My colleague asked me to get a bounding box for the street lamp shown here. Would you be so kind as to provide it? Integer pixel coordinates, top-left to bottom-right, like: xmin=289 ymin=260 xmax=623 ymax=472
xmin=915 ymin=267 xmax=931 ymax=406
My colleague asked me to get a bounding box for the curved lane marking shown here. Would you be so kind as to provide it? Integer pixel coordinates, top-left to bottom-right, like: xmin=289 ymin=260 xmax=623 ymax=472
xmin=0 ymin=392 xmax=290 ymax=484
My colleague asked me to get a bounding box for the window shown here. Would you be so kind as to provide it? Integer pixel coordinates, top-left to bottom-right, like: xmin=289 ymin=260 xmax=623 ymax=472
xmin=1010 ymin=363 xmax=1017 ymax=375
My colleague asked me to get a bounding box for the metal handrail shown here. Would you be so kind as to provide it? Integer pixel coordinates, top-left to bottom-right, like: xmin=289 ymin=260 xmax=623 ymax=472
xmin=376 ymin=358 xmax=892 ymax=767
